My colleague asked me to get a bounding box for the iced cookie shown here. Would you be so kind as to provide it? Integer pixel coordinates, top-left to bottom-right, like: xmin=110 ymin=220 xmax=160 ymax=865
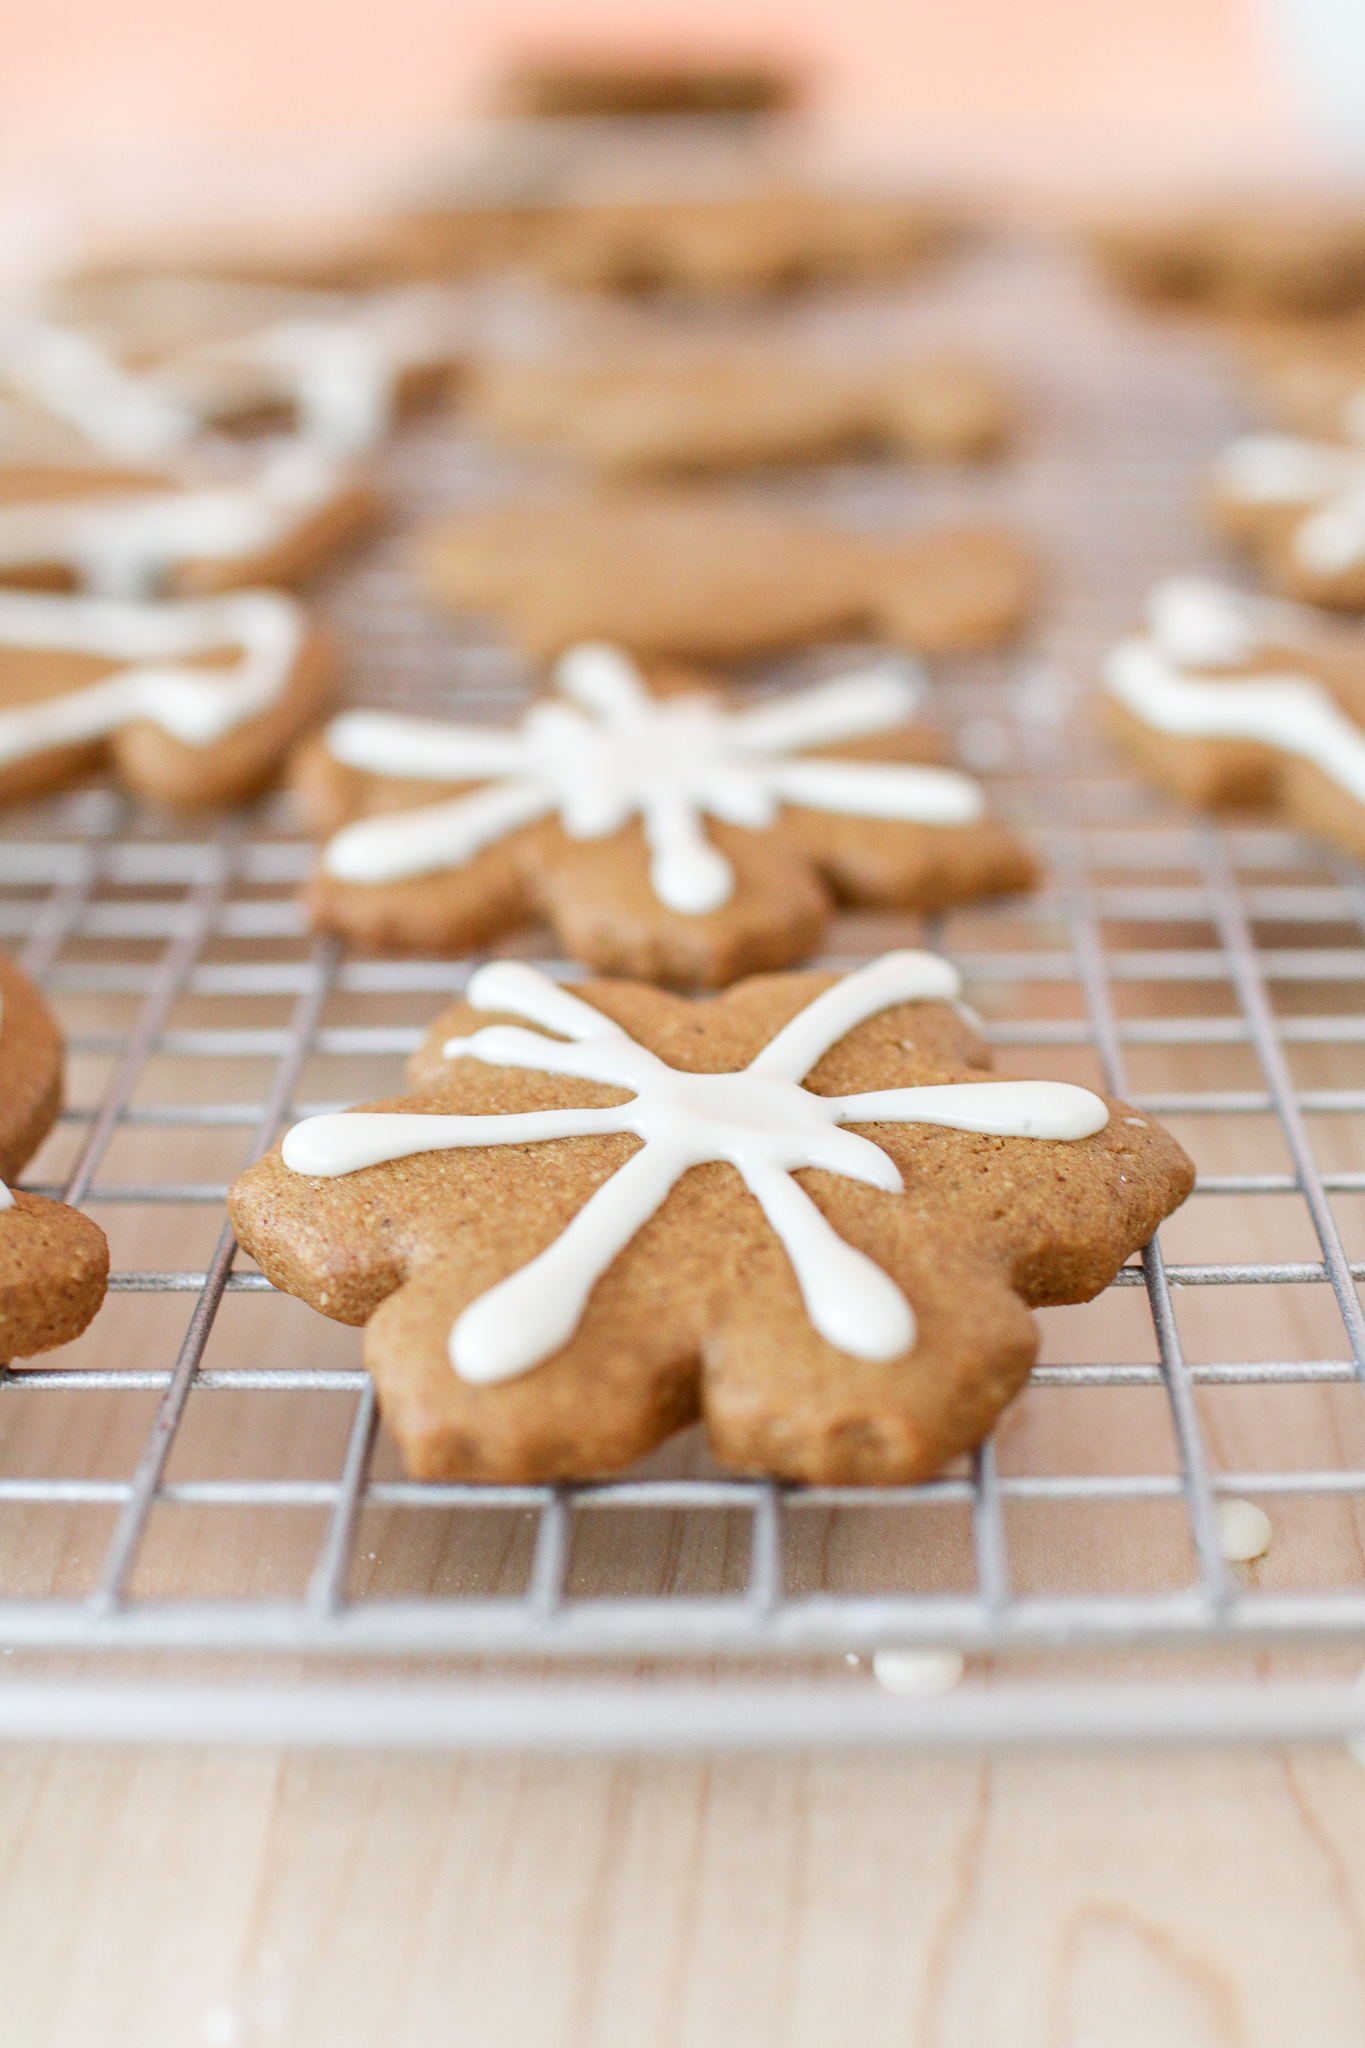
xmin=229 ymin=950 xmax=1194 ymax=1484
xmin=0 ymin=958 xmax=108 ymax=1360
xmin=0 ymin=445 xmax=378 ymax=599
xmin=0 ymin=286 xmax=467 ymax=459
xmin=1208 ymin=430 xmax=1365 ymax=609
xmin=1103 ymin=575 xmax=1365 ymax=856
xmin=422 ymin=493 xmax=1034 ymax=659
xmin=465 ymin=354 xmax=1012 ymax=471
xmin=0 ymin=586 xmax=333 ymax=808
xmin=1088 ymin=201 xmax=1365 ymax=316
xmin=294 ymin=643 xmax=1036 ymax=984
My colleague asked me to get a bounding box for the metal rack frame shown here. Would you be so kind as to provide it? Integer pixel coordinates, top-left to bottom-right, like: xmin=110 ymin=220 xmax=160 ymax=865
xmin=4 ymin=237 xmax=1365 ymax=1745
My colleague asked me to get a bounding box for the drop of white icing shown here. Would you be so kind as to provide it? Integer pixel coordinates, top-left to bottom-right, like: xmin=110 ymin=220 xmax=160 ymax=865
xmin=280 ymin=953 xmax=1109 ymax=1384
xmin=1217 ymin=1497 xmax=1272 ymax=1563
xmin=872 ymin=1648 xmax=964 ymax=1699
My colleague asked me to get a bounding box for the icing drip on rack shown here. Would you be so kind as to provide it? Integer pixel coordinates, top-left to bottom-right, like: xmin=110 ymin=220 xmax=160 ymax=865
xmin=0 ymin=587 xmax=306 ymax=760
xmin=281 ymin=952 xmax=1109 ymax=1383
xmin=321 ymin=644 xmax=984 ymax=915
xmin=1103 ymin=575 xmax=1365 ymax=804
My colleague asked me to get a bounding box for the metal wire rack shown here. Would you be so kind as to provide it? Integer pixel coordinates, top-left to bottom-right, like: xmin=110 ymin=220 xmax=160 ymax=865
xmin=5 ymin=235 xmax=1365 ymax=1748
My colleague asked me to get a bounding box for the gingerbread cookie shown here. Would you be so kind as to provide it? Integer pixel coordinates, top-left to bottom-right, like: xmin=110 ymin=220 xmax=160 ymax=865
xmin=496 ymin=56 xmax=801 ymax=118
xmin=465 ymin=353 xmax=1012 ymax=472
xmin=1103 ymin=575 xmax=1365 ymax=856
xmin=526 ymin=190 xmax=960 ymax=295
xmin=422 ymin=493 xmax=1033 ymax=659
xmin=1 ymin=287 xmax=466 ymax=459
xmin=0 ymin=445 xmax=378 ymax=599
xmin=229 ymin=950 xmax=1193 ymax=1484
xmin=1088 ymin=201 xmax=1365 ymax=316
xmin=0 ymin=586 xmax=333 ymax=808
xmin=294 ymin=644 xmax=1035 ymax=984
xmin=1208 ymin=430 xmax=1365 ymax=609
xmin=0 ymin=958 xmax=108 ymax=1361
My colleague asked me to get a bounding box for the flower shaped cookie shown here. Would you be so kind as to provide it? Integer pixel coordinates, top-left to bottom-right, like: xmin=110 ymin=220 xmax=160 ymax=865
xmin=230 ymin=952 xmax=1195 ymax=1484
xmin=294 ymin=643 xmax=1036 ymax=986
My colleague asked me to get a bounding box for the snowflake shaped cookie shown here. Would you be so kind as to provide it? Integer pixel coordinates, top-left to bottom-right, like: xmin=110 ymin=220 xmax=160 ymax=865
xmin=230 ymin=951 xmax=1194 ymax=1483
xmin=0 ymin=959 xmax=108 ymax=1361
xmin=296 ymin=644 xmax=1035 ymax=986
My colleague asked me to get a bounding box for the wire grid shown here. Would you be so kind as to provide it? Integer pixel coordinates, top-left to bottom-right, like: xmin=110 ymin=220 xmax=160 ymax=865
xmin=5 ymin=234 xmax=1365 ymax=1746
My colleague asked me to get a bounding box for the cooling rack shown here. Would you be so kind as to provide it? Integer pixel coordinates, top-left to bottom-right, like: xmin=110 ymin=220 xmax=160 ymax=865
xmin=5 ymin=235 xmax=1365 ymax=1748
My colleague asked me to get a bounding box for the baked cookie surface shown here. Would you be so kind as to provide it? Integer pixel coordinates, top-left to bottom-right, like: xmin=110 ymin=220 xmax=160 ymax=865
xmin=0 ymin=957 xmax=108 ymax=1361
xmin=422 ymin=492 xmax=1034 ymax=659
xmin=229 ymin=951 xmax=1194 ymax=1485
xmin=294 ymin=643 xmax=1036 ymax=984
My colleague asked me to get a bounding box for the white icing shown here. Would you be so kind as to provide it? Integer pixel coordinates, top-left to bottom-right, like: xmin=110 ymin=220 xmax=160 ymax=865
xmin=0 ymin=442 xmax=347 ymax=600
xmin=1215 ymin=433 xmax=1365 ymax=576
xmin=321 ymin=646 xmax=982 ymax=916
xmin=0 ymin=587 xmax=305 ymax=758
xmin=280 ymin=952 xmax=1109 ymax=1384
xmin=0 ymin=288 xmax=466 ymax=460
xmin=1104 ymin=576 xmax=1365 ymax=803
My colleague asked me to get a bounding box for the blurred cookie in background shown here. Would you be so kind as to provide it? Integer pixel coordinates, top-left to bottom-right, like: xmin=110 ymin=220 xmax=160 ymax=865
xmin=1087 ymin=198 xmax=1365 ymax=317
xmin=495 ymin=54 xmax=803 ymax=119
xmin=422 ymin=491 xmax=1035 ymax=661
xmin=465 ymin=352 xmax=1013 ymax=472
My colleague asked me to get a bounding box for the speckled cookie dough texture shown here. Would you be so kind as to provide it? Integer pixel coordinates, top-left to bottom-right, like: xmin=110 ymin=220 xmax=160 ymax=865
xmin=0 ymin=957 xmax=107 ymax=1362
xmin=291 ymin=644 xmax=1037 ymax=986
xmin=421 ymin=491 xmax=1034 ymax=661
xmin=228 ymin=953 xmax=1195 ymax=1486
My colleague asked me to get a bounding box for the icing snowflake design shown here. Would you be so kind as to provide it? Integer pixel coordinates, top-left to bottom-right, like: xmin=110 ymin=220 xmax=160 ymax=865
xmin=281 ymin=952 xmax=1108 ymax=1384
xmin=1104 ymin=576 xmax=1365 ymax=806
xmin=320 ymin=643 xmax=985 ymax=915
xmin=1216 ymin=433 xmax=1365 ymax=575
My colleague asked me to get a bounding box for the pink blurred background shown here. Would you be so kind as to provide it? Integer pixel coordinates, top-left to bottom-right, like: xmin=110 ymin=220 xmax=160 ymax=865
xmin=1 ymin=0 xmax=1287 ymax=147
xmin=0 ymin=0 xmax=1352 ymax=265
